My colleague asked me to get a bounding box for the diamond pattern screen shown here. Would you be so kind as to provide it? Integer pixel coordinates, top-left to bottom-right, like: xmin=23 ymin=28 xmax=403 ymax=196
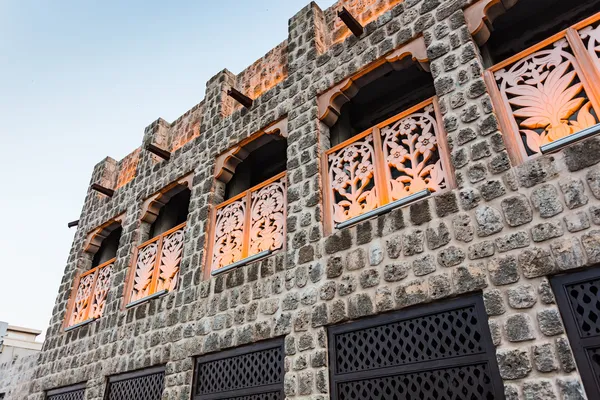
xmin=328 ymin=296 xmax=504 ymax=400
xmin=47 ymin=388 xmax=85 ymax=400
xmin=106 ymin=370 xmax=165 ymax=400
xmin=565 ymin=278 xmax=600 ymax=337
xmin=338 ymin=364 xmax=496 ymax=400
xmin=333 ymin=305 xmax=484 ymax=374
xmin=553 ymin=269 xmax=600 ymax=399
xmin=194 ymin=340 xmax=284 ymax=400
xmin=588 ymin=346 xmax=600 ymax=388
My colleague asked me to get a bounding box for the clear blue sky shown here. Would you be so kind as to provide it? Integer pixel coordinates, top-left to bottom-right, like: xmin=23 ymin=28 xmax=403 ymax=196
xmin=0 ymin=0 xmax=336 ymax=337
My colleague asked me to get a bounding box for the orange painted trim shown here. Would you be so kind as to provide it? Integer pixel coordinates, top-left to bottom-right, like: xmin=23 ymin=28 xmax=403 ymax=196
xmin=321 ymin=151 xmax=335 ymax=237
xmin=483 ymin=70 xmax=526 ymax=165
xmin=371 ymin=126 xmax=390 ymax=206
xmin=122 ymin=245 xmax=138 ymax=309
xmin=63 ymin=257 xmax=117 ymax=330
xmin=376 ymin=97 xmax=436 ymax=130
xmin=573 ymin=10 xmax=600 ymax=30
xmin=432 ymin=97 xmax=457 ymax=190
xmin=241 ymin=192 xmax=252 ymax=260
xmin=125 ymin=222 xmax=187 ymax=305
xmin=566 ymin=28 xmax=600 ymax=115
xmin=485 ymin=11 xmax=600 ymax=165
xmin=207 ymin=172 xmax=287 ymax=275
xmin=325 ymin=127 xmax=375 ymax=155
xmin=323 ymin=96 xmax=453 ymax=229
xmin=63 ymin=273 xmax=82 ymax=331
xmin=488 ymin=29 xmax=569 ymax=72
xmin=214 ymin=172 xmax=287 ymax=210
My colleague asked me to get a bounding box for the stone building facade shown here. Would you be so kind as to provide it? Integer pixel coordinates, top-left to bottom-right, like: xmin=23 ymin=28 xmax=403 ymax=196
xmin=23 ymin=0 xmax=600 ymax=399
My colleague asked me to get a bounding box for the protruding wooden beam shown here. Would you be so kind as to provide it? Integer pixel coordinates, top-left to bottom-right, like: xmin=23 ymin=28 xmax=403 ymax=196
xmin=91 ymin=183 xmax=115 ymax=197
xmin=338 ymin=7 xmax=364 ymax=38
xmin=227 ymin=88 xmax=253 ymax=108
xmin=146 ymin=143 xmax=171 ymax=160
xmin=67 ymin=220 xmax=79 ymax=228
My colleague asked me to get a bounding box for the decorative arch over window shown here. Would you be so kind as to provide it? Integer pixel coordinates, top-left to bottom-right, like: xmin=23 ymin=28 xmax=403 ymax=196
xmin=318 ymin=36 xmax=429 ymax=128
xmin=318 ymin=37 xmax=454 ymax=233
xmin=126 ymin=173 xmax=193 ymax=307
xmin=208 ymin=119 xmax=288 ymax=276
xmin=66 ymin=213 xmax=125 ymax=330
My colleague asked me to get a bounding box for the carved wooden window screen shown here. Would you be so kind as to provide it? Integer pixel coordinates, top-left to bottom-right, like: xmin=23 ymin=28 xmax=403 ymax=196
xmin=67 ymin=258 xmax=114 ymax=327
xmin=210 ymin=172 xmax=286 ymax=273
xmin=328 ymin=295 xmax=505 ymax=400
xmin=193 ymin=339 xmax=285 ymax=400
xmin=551 ymin=267 xmax=600 ymax=399
xmin=485 ymin=12 xmax=600 ymax=163
xmin=323 ymin=97 xmax=453 ymax=226
xmin=128 ymin=222 xmax=186 ymax=304
xmin=105 ymin=366 xmax=165 ymax=400
xmin=46 ymin=383 xmax=86 ymax=400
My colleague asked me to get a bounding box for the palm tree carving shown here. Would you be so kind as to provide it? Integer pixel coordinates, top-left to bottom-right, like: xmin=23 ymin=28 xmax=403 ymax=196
xmin=495 ymin=40 xmax=598 ymax=154
xmin=157 ymin=230 xmax=184 ymax=291
xmin=131 ymin=243 xmax=158 ymax=301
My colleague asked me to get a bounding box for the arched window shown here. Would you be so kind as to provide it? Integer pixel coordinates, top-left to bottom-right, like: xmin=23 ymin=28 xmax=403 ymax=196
xmin=208 ymin=121 xmax=288 ymax=276
xmin=149 ymin=188 xmax=190 ymax=238
xmin=66 ymin=217 xmax=123 ymax=329
xmin=91 ymin=226 xmax=122 ymax=267
xmin=319 ymin=37 xmax=454 ymax=233
xmin=127 ymin=175 xmax=192 ymax=306
xmin=480 ymin=1 xmax=600 ymax=163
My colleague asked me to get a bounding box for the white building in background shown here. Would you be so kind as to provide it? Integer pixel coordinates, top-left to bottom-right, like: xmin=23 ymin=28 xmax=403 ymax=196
xmin=0 ymin=322 xmax=43 ymax=364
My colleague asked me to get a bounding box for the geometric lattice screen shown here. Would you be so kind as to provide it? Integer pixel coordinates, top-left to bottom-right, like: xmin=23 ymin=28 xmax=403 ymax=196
xmin=328 ymin=295 xmax=505 ymax=399
xmin=45 ymin=383 xmax=86 ymax=400
xmin=105 ymin=366 xmax=165 ymax=400
xmin=552 ymin=267 xmax=600 ymax=400
xmin=194 ymin=339 xmax=285 ymax=400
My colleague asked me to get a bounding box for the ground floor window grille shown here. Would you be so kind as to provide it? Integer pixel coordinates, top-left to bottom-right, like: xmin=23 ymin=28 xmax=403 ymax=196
xmin=552 ymin=267 xmax=600 ymax=399
xmin=105 ymin=366 xmax=165 ymax=400
xmin=193 ymin=339 xmax=284 ymax=399
xmin=328 ymin=295 xmax=505 ymax=399
xmin=46 ymin=383 xmax=85 ymax=400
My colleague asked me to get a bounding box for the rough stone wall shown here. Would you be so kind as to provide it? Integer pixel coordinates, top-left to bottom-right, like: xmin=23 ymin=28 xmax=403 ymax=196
xmin=325 ymin=0 xmax=403 ymax=44
xmin=26 ymin=1 xmax=600 ymax=399
xmin=0 ymin=353 xmax=39 ymax=399
xmin=231 ymin=40 xmax=289 ymax=114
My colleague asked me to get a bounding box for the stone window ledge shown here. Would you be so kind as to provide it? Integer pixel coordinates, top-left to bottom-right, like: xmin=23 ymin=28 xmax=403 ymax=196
xmin=125 ymin=289 xmax=169 ymax=309
xmin=64 ymin=317 xmax=96 ymax=332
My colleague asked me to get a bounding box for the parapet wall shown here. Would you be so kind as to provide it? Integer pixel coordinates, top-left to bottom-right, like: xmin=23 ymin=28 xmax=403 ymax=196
xmin=92 ymin=0 xmax=408 ymax=186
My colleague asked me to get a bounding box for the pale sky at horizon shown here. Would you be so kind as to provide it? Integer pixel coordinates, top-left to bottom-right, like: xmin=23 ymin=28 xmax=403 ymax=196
xmin=0 ymin=0 xmax=336 ymax=340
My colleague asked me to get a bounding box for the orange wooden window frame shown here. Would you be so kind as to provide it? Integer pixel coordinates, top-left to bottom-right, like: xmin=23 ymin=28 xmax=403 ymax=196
xmin=64 ymin=257 xmax=116 ymax=329
xmin=125 ymin=221 xmax=187 ymax=305
xmin=206 ymin=171 xmax=287 ymax=276
xmin=484 ymin=11 xmax=600 ymax=165
xmin=322 ymin=97 xmax=454 ymax=235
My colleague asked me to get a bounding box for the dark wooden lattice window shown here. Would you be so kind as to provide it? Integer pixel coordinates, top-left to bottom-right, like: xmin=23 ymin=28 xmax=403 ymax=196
xmin=552 ymin=267 xmax=600 ymax=399
xmin=105 ymin=366 xmax=165 ymax=400
xmin=328 ymin=295 xmax=505 ymax=400
xmin=193 ymin=339 xmax=284 ymax=400
xmin=46 ymin=383 xmax=86 ymax=400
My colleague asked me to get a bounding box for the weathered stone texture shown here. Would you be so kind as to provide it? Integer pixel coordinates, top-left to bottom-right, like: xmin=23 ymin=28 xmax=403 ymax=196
xmin=26 ymin=1 xmax=600 ymax=399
